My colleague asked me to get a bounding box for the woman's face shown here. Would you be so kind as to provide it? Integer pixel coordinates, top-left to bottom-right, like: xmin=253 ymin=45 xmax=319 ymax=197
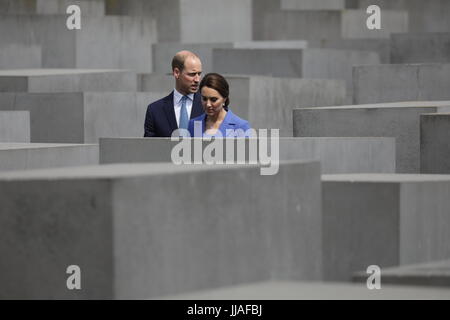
xmin=201 ymin=86 xmax=226 ymax=118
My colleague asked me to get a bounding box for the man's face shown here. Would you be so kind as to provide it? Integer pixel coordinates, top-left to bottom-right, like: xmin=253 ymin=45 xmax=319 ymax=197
xmin=174 ymin=57 xmax=202 ymax=95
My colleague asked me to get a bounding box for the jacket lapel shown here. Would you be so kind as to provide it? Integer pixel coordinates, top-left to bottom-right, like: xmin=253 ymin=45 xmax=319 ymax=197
xmin=163 ymin=91 xmax=178 ymax=131
xmin=191 ymin=92 xmax=204 ymax=118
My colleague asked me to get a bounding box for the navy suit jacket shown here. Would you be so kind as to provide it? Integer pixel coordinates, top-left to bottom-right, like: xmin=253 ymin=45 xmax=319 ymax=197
xmin=144 ymin=91 xmax=204 ymax=137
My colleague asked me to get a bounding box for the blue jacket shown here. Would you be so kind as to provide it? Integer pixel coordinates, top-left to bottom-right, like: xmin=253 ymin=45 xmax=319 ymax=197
xmin=188 ymin=109 xmax=251 ymax=137
xmin=144 ymin=91 xmax=204 ymax=137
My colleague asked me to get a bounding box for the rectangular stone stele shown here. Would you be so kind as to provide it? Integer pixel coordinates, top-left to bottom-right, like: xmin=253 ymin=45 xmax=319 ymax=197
xmin=0 ymin=111 xmax=30 ymax=143
xmin=156 ymin=281 xmax=450 ymax=300
xmin=0 ymin=69 xmax=137 ymax=93
xmin=0 ymin=161 xmax=322 ymax=299
xmin=0 ymin=143 xmax=99 ymax=171
xmin=100 ymin=137 xmax=395 ymax=174
xmin=0 ymin=92 xmax=162 ymax=143
xmin=420 ymin=113 xmax=450 ymax=174
xmin=293 ymin=101 xmax=450 ymax=173
xmin=353 ymin=260 xmax=450 ymax=288
xmin=353 ymin=64 xmax=450 ymax=104
xmin=322 ymin=174 xmax=450 ymax=281
xmin=391 ymin=33 xmax=450 ymax=64
xmin=0 ymin=15 xmax=155 ymax=72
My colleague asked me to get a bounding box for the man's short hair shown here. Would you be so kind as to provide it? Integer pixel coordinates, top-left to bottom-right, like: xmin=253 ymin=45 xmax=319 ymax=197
xmin=171 ymin=52 xmax=199 ymax=72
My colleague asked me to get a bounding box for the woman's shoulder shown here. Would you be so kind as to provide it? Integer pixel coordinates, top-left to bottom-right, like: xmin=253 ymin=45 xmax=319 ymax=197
xmin=228 ymin=109 xmax=250 ymax=127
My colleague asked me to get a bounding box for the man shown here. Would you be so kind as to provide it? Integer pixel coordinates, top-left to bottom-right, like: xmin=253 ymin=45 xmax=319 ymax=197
xmin=144 ymin=51 xmax=204 ymax=137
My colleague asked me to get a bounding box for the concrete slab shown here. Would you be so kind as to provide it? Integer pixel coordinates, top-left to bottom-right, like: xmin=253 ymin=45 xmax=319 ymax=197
xmin=308 ymin=38 xmax=390 ymax=63
xmin=157 ymin=280 xmax=450 ymax=300
xmin=0 ymin=14 xmax=156 ymax=72
xmin=391 ymin=33 xmax=450 ymax=64
xmin=0 ymin=111 xmax=30 ymax=142
xmin=140 ymin=74 xmax=347 ymax=136
xmin=0 ymin=161 xmax=321 ymax=299
xmin=106 ymin=0 xmax=251 ymax=43
xmin=152 ymin=41 xmax=308 ymax=74
xmin=353 ymin=64 xmax=450 ymax=104
xmin=420 ymin=113 xmax=450 ymax=174
xmin=0 ymin=0 xmax=105 ymax=15
xmin=0 ymin=69 xmax=137 ymax=92
xmin=0 ymin=44 xmax=41 ymax=69
xmin=0 ymin=92 xmax=162 ymax=143
xmin=0 ymin=143 xmax=98 ymax=171
xmin=353 ymin=260 xmax=450 ymax=288
xmin=100 ymin=137 xmax=395 ymax=174
xmin=281 ymin=0 xmax=346 ymax=10
xmin=255 ymin=9 xmax=408 ymax=40
xmin=293 ymin=101 xmax=450 ymax=173
xmin=354 ymin=0 xmax=450 ymax=33
xmin=213 ymin=48 xmax=379 ymax=99
xmin=322 ymin=173 xmax=450 ymax=281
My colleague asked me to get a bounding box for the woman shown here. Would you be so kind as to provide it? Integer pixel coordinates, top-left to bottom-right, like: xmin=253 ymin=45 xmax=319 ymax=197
xmin=188 ymin=73 xmax=251 ymax=137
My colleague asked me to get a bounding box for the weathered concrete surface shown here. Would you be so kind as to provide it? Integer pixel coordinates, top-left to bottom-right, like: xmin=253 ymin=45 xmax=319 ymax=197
xmin=0 ymin=92 xmax=162 ymax=143
xmin=140 ymin=74 xmax=346 ymax=136
xmin=255 ymin=9 xmax=408 ymax=40
xmin=293 ymin=101 xmax=450 ymax=173
xmin=420 ymin=113 xmax=450 ymax=174
xmin=0 ymin=44 xmax=41 ymax=69
xmin=106 ymin=0 xmax=251 ymax=43
xmin=0 ymin=69 xmax=137 ymax=92
xmin=391 ymin=33 xmax=450 ymax=64
xmin=100 ymin=137 xmax=395 ymax=174
xmin=322 ymin=174 xmax=450 ymax=281
xmin=354 ymin=0 xmax=450 ymax=33
xmin=157 ymin=280 xmax=450 ymax=300
xmin=353 ymin=64 xmax=450 ymax=104
xmin=0 ymin=143 xmax=98 ymax=171
xmin=0 ymin=15 xmax=155 ymax=72
xmin=0 ymin=111 xmax=30 ymax=143
xmin=0 ymin=161 xmax=321 ymax=299
xmin=353 ymin=260 xmax=450 ymax=288
xmin=152 ymin=41 xmax=308 ymax=74
xmin=0 ymin=0 xmax=105 ymax=15
xmin=281 ymin=0 xmax=345 ymax=10
xmin=308 ymin=38 xmax=390 ymax=63
xmin=213 ymin=48 xmax=378 ymax=100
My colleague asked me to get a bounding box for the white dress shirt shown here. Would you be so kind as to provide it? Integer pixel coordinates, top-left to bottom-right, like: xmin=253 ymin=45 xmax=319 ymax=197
xmin=173 ymin=89 xmax=194 ymax=128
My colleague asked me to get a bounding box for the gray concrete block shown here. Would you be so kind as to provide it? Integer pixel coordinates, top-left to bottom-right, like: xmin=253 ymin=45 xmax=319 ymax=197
xmin=0 ymin=111 xmax=30 ymax=142
xmin=420 ymin=113 xmax=450 ymax=174
xmin=0 ymin=143 xmax=98 ymax=171
xmin=140 ymin=74 xmax=347 ymax=136
xmin=353 ymin=260 xmax=450 ymax=288
xmin=0 ymin=44 xmax=41 ymax=69
xmin=100 ymin=137 xmax=395 ymax=174
xmin=157 ymin=280 xmax=450 ymax=300
xmin=152 ymin=41 xmax=308 ymax=74
xmin=0 ymin=0 xmax=104 ymax=15
xmin=293 ymin=101 xmax=450 ymax=173
xmin=353 ymin=64 xmax=450 ymax=104
xmin=0 ymin=92 xmax=162 ymax=143
xmin=255 ymin=9 xmax=408 ymax=40
xmin=0 ymin=15 xmax=155 ymax=72
xmin=322 ymin=174 xmax=450 ymax=281
xmin=308 ymin=38 xmax=390 ymax=63
xmin=213 ymin=48 xmax=378 ymax=100
xmin=391 ymin=33 xmax=450 ymax=64
xmin=0 ymin=69 xmax=137 ymax=92
xmin=106 ymin=0 xmax=251 ymax=43
xmin=354 ymin=0 xmax=450 ymax=33
xmin=0 ymin=161 xmax=321 ymax=299
xmin=281 ymin=0 xmax=345 ymax=10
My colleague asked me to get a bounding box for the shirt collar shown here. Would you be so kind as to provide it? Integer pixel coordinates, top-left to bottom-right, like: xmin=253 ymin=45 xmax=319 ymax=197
xmin=174 ymin=89 xmax=194 ymax=104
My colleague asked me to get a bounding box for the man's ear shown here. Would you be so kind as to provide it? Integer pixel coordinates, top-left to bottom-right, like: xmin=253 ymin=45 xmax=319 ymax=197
xmin=173 ymin=68 xmax=180 ymax=79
